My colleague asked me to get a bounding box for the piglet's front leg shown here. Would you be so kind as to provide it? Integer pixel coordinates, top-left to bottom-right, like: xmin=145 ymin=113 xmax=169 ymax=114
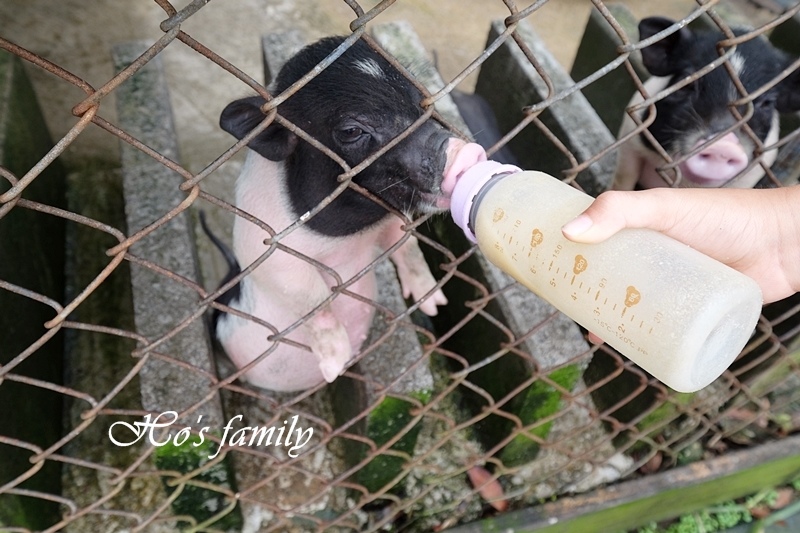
xmin=241 ymin=238 xmax=354 ymax=385
xmin=383 ymin=217 xmax=448 ymax=316
xmin=306 ymin=306 xmax=353 ymax=382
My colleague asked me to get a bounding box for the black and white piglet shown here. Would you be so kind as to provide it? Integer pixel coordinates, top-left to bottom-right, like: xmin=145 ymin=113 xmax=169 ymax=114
xmin=210 ymin=37 xmax=485 ymax=392
xmin=615 ymin=16 xmax=800 ymax=190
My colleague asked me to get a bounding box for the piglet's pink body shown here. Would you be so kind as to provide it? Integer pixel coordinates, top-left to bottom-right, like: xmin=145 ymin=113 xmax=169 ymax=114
xmin=217 ymin=139 xmax=483 ymax=392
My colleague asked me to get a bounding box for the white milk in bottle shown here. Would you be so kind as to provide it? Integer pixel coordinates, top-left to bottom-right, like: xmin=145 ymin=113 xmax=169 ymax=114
xmin=450 ymin=161 xmax=762 ymax=392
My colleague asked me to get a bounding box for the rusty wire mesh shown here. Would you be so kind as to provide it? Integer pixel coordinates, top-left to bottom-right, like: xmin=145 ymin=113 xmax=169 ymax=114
xmin=2 ymin=0 xmax=800 ymax=531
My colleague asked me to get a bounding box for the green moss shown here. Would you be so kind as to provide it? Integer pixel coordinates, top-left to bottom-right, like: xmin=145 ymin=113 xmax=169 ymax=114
xmin=500 ymin=365 xmax=582 ymax=466
xmin=154 ymin=434 xmax=242 ymax=530
xmin=356 ymin=394 xmax=428 ymax=494
xmin=0 ymin=493 xmax=29 ymax=528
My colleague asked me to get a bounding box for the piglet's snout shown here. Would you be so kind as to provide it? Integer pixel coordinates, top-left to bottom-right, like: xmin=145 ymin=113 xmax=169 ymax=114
xmin=442 ymin=140 xmax=487 ymax=197
xmin=682 ymin=133 xmax=748 ymax=185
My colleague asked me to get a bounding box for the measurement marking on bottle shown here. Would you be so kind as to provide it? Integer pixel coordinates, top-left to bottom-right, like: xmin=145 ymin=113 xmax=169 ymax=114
xmin=595 ymin=290 xmax=600 ymax=301
xmin=639 ymin=320 xmax=644 ymax=328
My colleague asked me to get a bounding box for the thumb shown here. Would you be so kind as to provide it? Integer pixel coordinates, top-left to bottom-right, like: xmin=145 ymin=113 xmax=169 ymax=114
xmin=561 ymin=190 xmax=673 ymax=243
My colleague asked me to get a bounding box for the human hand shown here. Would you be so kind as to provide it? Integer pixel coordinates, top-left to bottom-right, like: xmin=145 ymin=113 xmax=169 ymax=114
xmin=561 ymin=187 xmax=800 ymax=305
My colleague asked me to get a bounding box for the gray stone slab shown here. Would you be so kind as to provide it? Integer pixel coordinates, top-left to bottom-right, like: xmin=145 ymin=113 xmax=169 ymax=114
xmin=112 ymin=41 xmax=239 ymax=530
xmin=357 ymin=260 xmax=433 ymax=396
xmin=371 ymin=20 xmax=471 ymax=135
xmin=571 ymin=3 xmax=646 ymax=135
xmin=689 ymin=3 xmax=757 ymax=32
xmin=112 ymin=41 xmax=224 ymax=428
xmin=476 ymin=19 xmax=616 ymax=196
xmin=368 ymin=22 xmax=487 ymax=526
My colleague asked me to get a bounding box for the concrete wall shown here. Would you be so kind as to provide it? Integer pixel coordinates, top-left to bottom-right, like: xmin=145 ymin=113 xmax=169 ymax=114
xmin=0 ymin=50 xmax=65 ymax=530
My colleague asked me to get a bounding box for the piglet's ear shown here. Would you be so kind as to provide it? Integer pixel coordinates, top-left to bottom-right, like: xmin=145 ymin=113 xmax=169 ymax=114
xmin=638 ymin=17 xmax=692 ymax=77
xmin=219 ymin=96 xmax=298 ymax=161
xmin=776 ymin=68 xmax=800 ymax=113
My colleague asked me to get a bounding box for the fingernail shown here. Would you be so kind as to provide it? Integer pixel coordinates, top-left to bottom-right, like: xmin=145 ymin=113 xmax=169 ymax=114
xmin=562 ymin=214 xmax=593 ymax=238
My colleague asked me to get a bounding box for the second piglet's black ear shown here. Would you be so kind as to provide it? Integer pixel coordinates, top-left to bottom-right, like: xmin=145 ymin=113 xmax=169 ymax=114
xmin=220 ymin=96 xmax=298 ymax=161
xmin=638 ymin=17 xmax=693 ymax=77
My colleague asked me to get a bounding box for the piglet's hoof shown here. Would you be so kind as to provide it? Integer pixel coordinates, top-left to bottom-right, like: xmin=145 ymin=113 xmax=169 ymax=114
xmin=308 ymin=315 xmax=353 ymax=383
xmin=412 ymin=287 xmax=448 ymax=316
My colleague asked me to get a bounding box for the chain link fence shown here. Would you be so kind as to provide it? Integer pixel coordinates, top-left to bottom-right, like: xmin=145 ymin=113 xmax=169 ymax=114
xmin=2 ymin=0 xmax=800 ymax=531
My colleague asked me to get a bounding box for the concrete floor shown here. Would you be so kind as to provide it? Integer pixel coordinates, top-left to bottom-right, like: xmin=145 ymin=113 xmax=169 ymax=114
xmin=2 ymin=0 xmax=704 ymax=178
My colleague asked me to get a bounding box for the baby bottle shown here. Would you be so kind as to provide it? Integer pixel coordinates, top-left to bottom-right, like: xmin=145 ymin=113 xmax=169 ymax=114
xmin=450 ymin=161 xmax=763 ymax=392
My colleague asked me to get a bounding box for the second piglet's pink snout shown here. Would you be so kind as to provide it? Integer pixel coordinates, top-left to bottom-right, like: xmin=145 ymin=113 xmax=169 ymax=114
xmin=681 ymin=132 xmax=749 ymax=186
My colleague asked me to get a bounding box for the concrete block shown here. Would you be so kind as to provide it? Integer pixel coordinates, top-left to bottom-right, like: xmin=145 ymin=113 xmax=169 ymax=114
xmin=571 ymin=3 xmax=646 ymax=134
xmin=0 ymin=49 xmax=65 ymax=530
xmin=112 ymin=42 xmax=239 ymax=530
xmin=113 ymin=43 xmax=224 ymax=425
xmin=367 ymin=22 xmax=487 ymax=527
xmin=113 ymin=42 xmax=224 ymax=426
xmin=370 ymin=20 xmax=471 ymax=134
xmin=475 ymin=19 xmax=616 ymax=196
xmin=61 ymin=165 xmax=173 ymax=533
xmin=379 ymin=20 xmax=629 ymax=507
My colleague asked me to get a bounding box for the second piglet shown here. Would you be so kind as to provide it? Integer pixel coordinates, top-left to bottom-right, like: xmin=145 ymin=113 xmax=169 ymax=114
xmin=615 ymin=16 xmax=800 ymax=190
xmin=210 ymin=36 xmax=485 ymax=392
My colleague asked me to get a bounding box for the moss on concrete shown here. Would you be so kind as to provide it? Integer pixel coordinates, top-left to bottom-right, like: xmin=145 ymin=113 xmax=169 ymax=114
xmin=356 ymin=393 xmax=430 ymax=494
xmin=154 ymin=434 xmax=241 ymax=530
xmin=500 ymin=365 xmax=582 ymax=466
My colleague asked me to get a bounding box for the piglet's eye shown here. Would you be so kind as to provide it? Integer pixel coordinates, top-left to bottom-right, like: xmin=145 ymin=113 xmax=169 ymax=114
xmin=335 ymin=126 xmax=366 ymax=144
xmin=754 ymin=95 xmax=776 ymax=109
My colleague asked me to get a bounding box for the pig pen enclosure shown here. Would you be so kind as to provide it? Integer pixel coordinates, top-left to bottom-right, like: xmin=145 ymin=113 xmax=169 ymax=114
xmin=3 ymin=0 xmax=800 ymax=531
